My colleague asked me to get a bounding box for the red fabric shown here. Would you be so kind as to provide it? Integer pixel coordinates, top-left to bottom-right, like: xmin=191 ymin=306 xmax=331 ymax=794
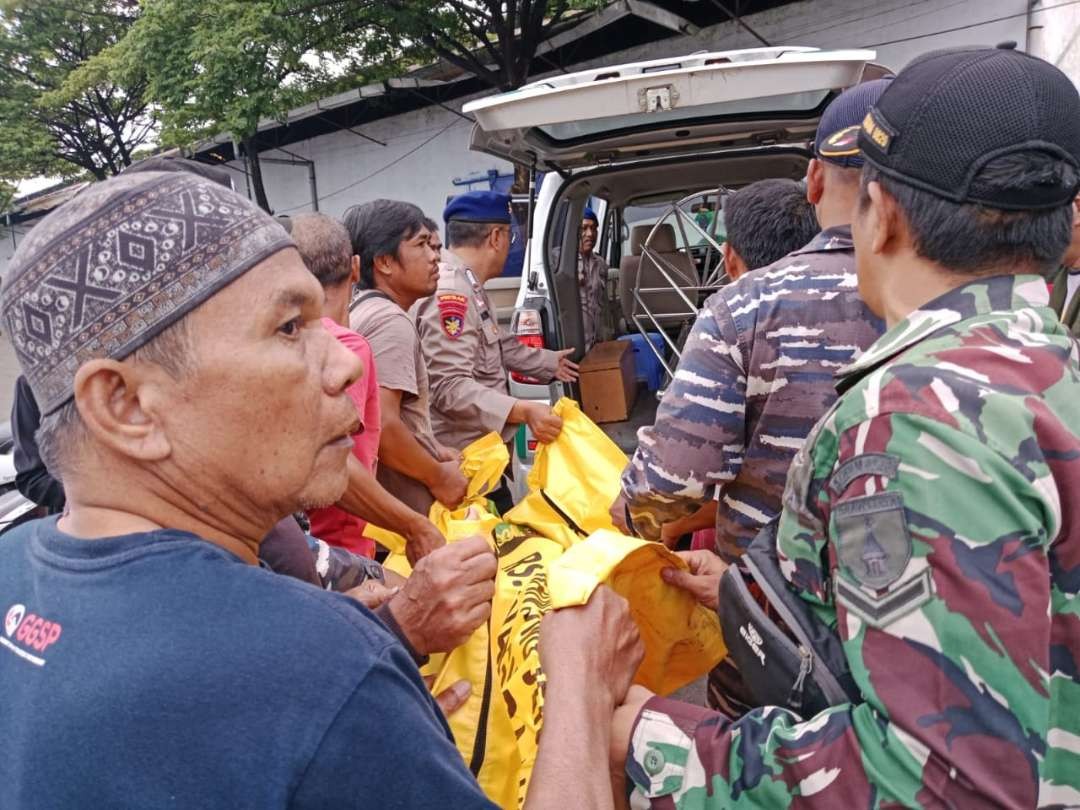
xmin=691 ymin=528 xmax=715 ymax=551
xmin=307 ymin=319 xmax=381 ymax=557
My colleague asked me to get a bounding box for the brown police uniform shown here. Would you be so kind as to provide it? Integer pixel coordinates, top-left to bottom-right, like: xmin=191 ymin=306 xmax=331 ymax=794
xmin=414 ymin=250 xmax=560 ymax=450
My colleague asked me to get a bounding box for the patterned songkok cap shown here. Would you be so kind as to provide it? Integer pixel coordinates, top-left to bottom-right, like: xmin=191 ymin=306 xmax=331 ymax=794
xmin=1 ymin=171 xmax=293 ymax=415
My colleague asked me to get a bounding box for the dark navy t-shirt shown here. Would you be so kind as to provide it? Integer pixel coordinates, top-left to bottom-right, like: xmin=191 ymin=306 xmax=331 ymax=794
xmin=0 ymin=517 xmax=496 ymax=809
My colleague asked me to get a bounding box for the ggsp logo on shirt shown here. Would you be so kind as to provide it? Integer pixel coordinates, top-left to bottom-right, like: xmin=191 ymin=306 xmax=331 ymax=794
xmin=2 ymin=603 xmax=62 ymax=667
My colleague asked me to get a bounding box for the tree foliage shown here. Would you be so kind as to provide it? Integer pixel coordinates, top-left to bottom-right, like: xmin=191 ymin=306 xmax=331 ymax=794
xmin=59 ymin=0 xmax=605 ymax=207
xmin=0 ymin=0 xmax=154 ymax=183
xmin=71 ymin=0 xmax=411 ymax=210
xmin=288 ymin=0 xmax=601 ymax=92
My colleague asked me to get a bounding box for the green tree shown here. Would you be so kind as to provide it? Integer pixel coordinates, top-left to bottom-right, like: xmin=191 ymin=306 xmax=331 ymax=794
xmin=74 ymin=0 xmax=389 ymax=211
xmin=0 ymin=0 xmax=154 ymax=183
xmin=290 ymin=0 xmax=599 ymax=92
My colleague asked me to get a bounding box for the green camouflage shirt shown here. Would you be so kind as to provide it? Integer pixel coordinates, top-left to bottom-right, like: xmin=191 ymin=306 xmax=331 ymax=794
xmin=627 ymin=274 xmax=1080 ymax=808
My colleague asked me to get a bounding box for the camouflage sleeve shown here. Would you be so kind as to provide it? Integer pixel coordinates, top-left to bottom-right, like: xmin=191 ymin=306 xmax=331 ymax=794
xmin=620 ymin=301 xmax=745 ymax=542
xmin=306 ymin=536 xmax=385 ymax=592
xmin=628 ymin=411 xmax=1065 ymax=808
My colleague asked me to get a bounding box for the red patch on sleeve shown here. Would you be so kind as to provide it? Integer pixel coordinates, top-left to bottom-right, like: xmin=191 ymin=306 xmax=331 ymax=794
xmin=437 ymin=294 xmax=468 ymax=339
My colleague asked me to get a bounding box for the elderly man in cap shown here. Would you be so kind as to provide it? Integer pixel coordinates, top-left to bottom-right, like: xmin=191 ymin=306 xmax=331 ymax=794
xmin=591 ymin=46 xmax=1080 ymax=808
xmin=416 ymin=190 xmax=579 ymax=507
xmin=578 ymin=205 xmax=610 ymax=350
xmin=0 ymin=171 xmax=644 ymax=808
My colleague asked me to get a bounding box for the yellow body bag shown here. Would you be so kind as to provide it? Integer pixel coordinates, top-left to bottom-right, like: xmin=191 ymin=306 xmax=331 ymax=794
xmin=368 ymin=400 xmax=726 ymax=809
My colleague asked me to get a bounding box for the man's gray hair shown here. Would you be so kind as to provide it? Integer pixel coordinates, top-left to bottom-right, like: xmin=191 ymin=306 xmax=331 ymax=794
xmin=290 ymin=213 xmax=353 ymax=288
xmin=447 ymin=219 xmax=495 ymax=249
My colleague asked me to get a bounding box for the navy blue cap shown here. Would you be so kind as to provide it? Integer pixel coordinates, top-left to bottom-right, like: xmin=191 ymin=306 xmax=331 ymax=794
xmin=815 ymin=78 xmax=894 ymax=168
xmin=582 ymin=206 xmax=598 ymax=223
xmin=443 ymin=190 xmax=512 ymax=225
xmin=859 ymin=46 xmax=1080 ymax=211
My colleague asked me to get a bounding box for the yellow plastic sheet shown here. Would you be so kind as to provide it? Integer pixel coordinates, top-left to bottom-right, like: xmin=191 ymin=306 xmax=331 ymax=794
xmin=367 ymin=401 xmax=726 ymax=809
xmin=548 ymin=529 xmax=726 ymax=695
xmin=504 ymin=398 xmax=627 ymax=548
xmin=366 ymin=432 xmax=509 ymax=562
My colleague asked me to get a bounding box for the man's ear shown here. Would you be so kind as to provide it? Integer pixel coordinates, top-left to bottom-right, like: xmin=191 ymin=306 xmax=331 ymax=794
xmin=806 ymin=158 xmax=825 ymax=206
xmin=723 ymin=242 xmax=748 ymax=280
xmin=863 ymin=180 xmax=899 ymax=257
xmin=350 ymin=255 xmax=361 ymax=285
xmin=374 ymin=253 xmax=394 ymax=280
xmin=71 ymin=359 xmax=173 ymax=463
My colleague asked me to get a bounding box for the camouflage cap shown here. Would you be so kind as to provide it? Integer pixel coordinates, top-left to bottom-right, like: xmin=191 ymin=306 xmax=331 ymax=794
xmin=1 ymin=171 xmax=293 ymax=415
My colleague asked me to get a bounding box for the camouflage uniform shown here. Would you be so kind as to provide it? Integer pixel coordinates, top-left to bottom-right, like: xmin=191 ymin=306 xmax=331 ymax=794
xmin=578 ymin=250 xmax=609 ymax=350
xmin=621 ymin=227 xmax=884 ymax=562
xmin=1048 ymin=266 xmax=1080 ymax=337
xmin=627 ymin=274 xmax=1080 ymax=808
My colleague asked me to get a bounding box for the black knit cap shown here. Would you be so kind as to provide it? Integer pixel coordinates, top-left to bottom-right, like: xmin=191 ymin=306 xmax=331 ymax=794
xmin=858 ymin=45 xmax=1080 ymax=210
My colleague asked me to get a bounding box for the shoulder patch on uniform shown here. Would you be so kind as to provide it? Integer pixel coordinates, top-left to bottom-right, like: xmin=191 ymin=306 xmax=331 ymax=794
xmin=835 ymin=571 xmax=932 ymax=629
xmin=828 ymin=453 xmax=900 ymax=495
xmin=437 ymin=293 xmax=468 ymax=339
xmin=833 ymin=491 xmax=912 ymax=591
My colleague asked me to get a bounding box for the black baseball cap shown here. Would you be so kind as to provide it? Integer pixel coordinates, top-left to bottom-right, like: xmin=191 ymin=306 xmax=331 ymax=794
xmin=858 ymin=46 xmax=1080 ymax=210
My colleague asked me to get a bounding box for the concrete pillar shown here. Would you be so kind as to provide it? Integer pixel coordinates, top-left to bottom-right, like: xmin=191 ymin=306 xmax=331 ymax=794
xmin=1029 ymin=0 xmax=1080 ymax=87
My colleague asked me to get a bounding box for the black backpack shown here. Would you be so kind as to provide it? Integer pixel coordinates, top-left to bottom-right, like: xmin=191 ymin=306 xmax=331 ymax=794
xmin=718 ymin=520 xmax=860 ymax=717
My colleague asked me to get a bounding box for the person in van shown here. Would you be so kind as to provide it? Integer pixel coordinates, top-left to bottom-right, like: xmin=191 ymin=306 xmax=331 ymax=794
xmin=578 ymin=206 xmax=610 ymax=350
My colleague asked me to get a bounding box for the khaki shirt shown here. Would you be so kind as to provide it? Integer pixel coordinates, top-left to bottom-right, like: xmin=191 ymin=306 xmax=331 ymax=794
xmin=578 ymin=250 xmax=609 ymax=350
xmin=350 ymin=291 xmax=440 ymax=514
xmin=415 ymin=251 xmax=560 ymax=449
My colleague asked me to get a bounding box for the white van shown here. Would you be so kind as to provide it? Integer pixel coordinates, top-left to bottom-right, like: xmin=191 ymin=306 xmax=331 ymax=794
xmin=463 ymin=46 xmax=884 ymax=497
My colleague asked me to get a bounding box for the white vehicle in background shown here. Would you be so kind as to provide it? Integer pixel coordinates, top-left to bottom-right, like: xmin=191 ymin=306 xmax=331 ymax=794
xmin=462 ymin=46 xmax=885 ymax=498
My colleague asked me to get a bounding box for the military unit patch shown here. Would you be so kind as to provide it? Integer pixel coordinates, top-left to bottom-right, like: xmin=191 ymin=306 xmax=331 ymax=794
xmin=834 ymin=491 xmax=912 ymax=590
xmin=437 ymin=293 xmax=468 ymax=339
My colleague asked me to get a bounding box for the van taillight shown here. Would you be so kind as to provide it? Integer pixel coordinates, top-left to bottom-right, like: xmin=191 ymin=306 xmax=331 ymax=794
xmin=511 ymin=308 xmax=544 ymax=384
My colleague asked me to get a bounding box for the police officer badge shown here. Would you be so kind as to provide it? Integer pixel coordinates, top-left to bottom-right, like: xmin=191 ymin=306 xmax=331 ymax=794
xmin=437 ymin=293 xmax=468 ymax=340
xmin=832 ymin=491 xmax=932 ymax=628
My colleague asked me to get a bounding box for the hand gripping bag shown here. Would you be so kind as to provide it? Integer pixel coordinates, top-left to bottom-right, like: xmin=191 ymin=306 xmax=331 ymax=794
xmin=370 ymin=403 xmax=727 ymax=809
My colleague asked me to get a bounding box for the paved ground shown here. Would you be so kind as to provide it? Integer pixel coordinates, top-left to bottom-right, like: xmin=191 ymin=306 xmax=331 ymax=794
xmin=0 ymin=336 xmax=19 ymax=420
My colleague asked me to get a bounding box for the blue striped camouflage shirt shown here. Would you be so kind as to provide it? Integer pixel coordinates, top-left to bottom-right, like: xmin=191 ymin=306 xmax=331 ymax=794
xmin=621 ymin=226 xmax=885 ymax=561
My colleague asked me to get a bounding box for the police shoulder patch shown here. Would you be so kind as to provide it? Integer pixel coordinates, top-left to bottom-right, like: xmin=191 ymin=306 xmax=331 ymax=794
xmin=437 ymin=293 xmax=468 ymax=340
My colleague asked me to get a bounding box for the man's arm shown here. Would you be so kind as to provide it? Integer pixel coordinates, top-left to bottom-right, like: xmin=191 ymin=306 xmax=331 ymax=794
xmin=336 ymin=454 xmax=444 ymax=564
xmin=621 ymin=413 xmax=1059 ymax=809
xmin=378 ymin=387 xmax=467 ymax=508
xmin=527 ymin=587 xmax=643 ymax=810
xmin=499 ymin=332 xmax=561 ymax=381
xmin=618 ymin=302 xmax=746 ymax=547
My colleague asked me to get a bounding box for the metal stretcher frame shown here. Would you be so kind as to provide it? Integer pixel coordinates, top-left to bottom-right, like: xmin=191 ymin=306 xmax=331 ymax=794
xmin=629 ymin=187 xmax=732 ymax=391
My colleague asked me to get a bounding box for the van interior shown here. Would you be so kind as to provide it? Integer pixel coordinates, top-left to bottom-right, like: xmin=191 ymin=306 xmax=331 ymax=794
xmin=543 ymin=147 xmax=813 ymax=451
